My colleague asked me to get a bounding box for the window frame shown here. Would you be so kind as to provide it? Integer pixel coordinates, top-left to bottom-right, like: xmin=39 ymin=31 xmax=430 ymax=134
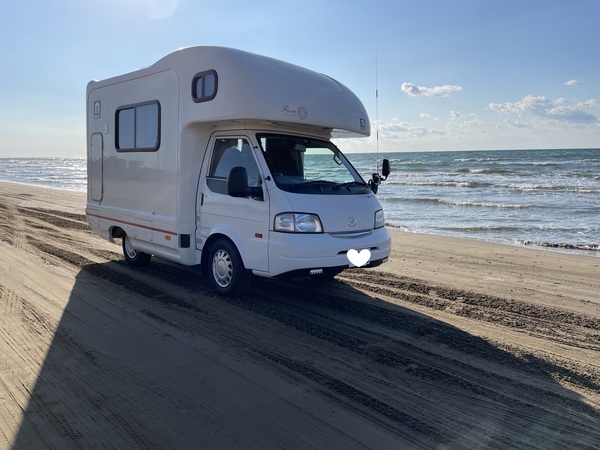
xmin=115 ymin=100 xmax=161 ymax=152
xmin=257 ymin=133 xmax=369 ymax=195
xmin=206 ymin=137 xmax=263 ymax=198
xmin=192 ymin=70 xmax=218 ymax=103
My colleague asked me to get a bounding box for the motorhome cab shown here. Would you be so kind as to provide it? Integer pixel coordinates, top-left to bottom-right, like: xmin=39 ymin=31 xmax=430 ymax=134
xmin=86 ymin=46 xmax=391 ymax=296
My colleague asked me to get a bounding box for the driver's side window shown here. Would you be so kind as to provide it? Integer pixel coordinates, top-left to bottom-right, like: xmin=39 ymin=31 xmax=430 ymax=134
xmin=207 ymin=138 xmax=260 ymax=194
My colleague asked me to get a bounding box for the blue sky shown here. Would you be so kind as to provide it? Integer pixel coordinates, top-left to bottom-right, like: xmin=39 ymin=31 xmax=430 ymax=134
xmin=1 ymin=0 xmax=598 ymax=156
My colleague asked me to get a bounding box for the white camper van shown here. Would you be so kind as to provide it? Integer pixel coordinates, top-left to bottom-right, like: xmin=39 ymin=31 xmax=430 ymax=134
xmin=86 ymin=46 xmax=391 ymax=296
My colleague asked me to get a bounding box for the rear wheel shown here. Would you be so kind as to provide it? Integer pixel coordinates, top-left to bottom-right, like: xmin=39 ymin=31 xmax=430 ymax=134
xmin=208 ymin=238 xmax=251 ymax=297
xmin=122 ymin=235 xmax=152 ymax=267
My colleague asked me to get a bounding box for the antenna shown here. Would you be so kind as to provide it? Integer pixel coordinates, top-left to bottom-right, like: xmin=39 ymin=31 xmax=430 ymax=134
xmin=375 ymin=49 xmax=380 ymax=173
xmin=368 ymin=49 xmax=386 ymax=195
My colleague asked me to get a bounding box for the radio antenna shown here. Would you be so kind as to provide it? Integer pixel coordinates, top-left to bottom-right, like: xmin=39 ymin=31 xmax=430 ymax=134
xmin=375 ymin=49 xmax=380 ymax=173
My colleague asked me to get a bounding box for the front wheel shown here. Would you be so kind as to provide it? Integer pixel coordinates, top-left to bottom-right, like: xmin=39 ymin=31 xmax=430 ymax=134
xmin=122 ymin=235 xmax=152 ymax=267
xmin=208 ymin=238 xmax=251 ymax=297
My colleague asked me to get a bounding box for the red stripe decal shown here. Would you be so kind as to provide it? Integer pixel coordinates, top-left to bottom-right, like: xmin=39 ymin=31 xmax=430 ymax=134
xmin=86 ymin=213 xmax=178 ymax=236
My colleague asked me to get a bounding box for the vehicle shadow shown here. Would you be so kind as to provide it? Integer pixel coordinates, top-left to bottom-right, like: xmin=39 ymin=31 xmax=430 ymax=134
xmin=11 ymin=260 xmax=600 ymax=449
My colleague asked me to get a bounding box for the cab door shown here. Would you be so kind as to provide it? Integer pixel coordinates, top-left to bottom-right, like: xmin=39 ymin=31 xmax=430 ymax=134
xmin=196 ymin=135 xmax=270 ymax=274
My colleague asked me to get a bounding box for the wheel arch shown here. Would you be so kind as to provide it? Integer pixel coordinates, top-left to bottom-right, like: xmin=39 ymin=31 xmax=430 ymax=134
xmin=201 ymin=233 xmax=230 ymax=276
xmin=111 ymin=226 xmax=126 ymax=239
xmin=203 ymin=233 xmax=252 ymax=297
xmin=106 ymin=225 xmax=126 ymax=244
xmin=200 ymin=226 xmax=249 ymax=275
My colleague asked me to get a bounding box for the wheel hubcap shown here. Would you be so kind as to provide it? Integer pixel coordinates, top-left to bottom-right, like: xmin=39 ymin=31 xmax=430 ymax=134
xmin=212 ymin=249 xmax=232 ymax=287
xmin=124 ymin=237 xmax=137 ymax=258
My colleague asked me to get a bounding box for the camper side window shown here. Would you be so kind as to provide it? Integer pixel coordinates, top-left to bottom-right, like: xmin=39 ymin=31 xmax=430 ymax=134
xmin=115 ymin=101 xmax=160 ymax=151
xmin=207 ymin=138 xmax=260 ymax=195
xmin=192 ymin=70 xmax=218 ymax=103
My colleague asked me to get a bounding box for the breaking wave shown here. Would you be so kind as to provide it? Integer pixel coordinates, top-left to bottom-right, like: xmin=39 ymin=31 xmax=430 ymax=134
xmin=381 ymin=197 xmax=533 ymax=209
xmin=518 ymin=241 xmax=600 ymax=252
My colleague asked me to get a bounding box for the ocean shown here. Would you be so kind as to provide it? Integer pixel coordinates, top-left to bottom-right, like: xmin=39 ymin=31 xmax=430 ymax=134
xmin=1 ymin=148 xmax=599 ymax=255
xmin=0 ymin=157 xmax=87 ymax=192
xmin=351 ymin=148 xmax=600 ymax=255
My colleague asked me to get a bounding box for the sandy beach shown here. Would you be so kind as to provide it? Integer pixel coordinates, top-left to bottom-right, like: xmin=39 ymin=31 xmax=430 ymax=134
xmin=1 ymin=180 xmax=599 ymax=448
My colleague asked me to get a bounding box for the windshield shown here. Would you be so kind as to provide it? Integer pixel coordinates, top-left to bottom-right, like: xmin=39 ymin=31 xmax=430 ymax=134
xmin=258 ymin=134 xmax=368 ymax=194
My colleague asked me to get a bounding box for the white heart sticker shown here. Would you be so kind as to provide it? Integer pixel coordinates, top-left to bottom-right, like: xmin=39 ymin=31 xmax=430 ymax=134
xmin=347 ymin=249 xmax=371 ymax=267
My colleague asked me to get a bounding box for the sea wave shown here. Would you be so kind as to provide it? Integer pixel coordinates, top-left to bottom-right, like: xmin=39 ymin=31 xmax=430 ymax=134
xmin=384 ymin=222 xmax=412 ymax=231
xmin=502 ymin=183 xmax=600 ymax=194
xmin=381 ymin=197 xmax=533 ymax=209
xmin=386 ymin=180 xmax=492 ymax=188
xmin=518 ymin=241 xmax=600 ymax=252
xmin=433 ymin=225 xmax=596 ymax=235
xmin=437 ymin=199 xmax=531 ymax=208
xmin=454 ymin=167 xmax=511 ymax=175
xmin=454 ymin=157 xmax=503 ymax=163
xmin=437 ymin=226 xmax=530 ymax=233
xmin=0 ymin=157 xmax=86 ymax=192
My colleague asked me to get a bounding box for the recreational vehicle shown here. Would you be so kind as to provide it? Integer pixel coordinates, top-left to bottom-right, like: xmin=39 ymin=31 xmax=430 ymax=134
xmin=86 ymin=46 xmax=391 ymax=296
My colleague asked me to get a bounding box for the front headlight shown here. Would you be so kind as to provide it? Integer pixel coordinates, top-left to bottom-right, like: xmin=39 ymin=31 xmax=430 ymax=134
xmin=374 ymin=209 xmax=385 ymax=229
xmin=274 ymin=212 xmax=323 ymax=233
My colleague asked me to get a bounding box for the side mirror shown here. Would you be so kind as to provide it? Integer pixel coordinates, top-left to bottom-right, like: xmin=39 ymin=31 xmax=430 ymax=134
xmin=382 ymin=158 xmax=390 ymax=180
xmin=227 ymin=166 xmax=263 ymax=199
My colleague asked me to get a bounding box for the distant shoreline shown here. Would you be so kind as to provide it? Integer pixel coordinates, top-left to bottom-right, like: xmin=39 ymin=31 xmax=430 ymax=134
xmin=1 ymin=178 xmax=598 ymax=258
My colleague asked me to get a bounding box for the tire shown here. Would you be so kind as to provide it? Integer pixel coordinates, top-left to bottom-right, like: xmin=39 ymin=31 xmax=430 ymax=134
xmin=208 ymin=238 xmax=251 ymax=297
xmin=122 ymin=235 xmax=152 ymax=267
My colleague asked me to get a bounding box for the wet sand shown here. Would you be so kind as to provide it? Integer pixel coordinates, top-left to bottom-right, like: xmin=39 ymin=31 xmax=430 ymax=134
xmin=1 ymin=181 xmax=599 ymax=449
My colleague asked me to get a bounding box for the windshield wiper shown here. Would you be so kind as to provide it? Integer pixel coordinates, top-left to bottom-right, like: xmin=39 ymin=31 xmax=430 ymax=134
xmin=304 ymin=180 xmax=337 ymax=185
xmin=333 ymin=181 xmax=368 ymax=191
xmin=287 ymin=180 xmax=337 ymax=192
xmin=287 ymin=180 xmax=366 ymax=192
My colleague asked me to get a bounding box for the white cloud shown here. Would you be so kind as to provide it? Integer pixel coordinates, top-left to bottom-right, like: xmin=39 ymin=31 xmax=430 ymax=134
xmin=547 ymin=105 xmax=597 ymax=123
xmin=488 ymin=95 xmax=551 ymax=115
xmin=401 ymin=82 xmax=463 ymax=97
xmin=341 ymin=92 xmax=599 ymax=153
xmin=488 ymin=95 xmax=599 ymax=124
xmin=505 ymin=119 xmax=529 ymax=129
xmin=564 ymin=79 xmax=580 ymax=86
xmin=379 ymin=119 xmax=445 ymax=139
xmin=576 ymin=99 xmax=600 ymax=109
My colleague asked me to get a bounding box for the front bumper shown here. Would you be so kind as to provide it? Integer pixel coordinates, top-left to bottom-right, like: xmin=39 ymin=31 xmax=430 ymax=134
xmin=265 ymin=227 xmax=391 ymax=277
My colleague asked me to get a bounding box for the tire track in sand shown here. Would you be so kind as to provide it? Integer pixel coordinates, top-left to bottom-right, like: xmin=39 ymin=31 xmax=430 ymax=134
xmin=8 ymin=197 xmax=600 ymax=449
